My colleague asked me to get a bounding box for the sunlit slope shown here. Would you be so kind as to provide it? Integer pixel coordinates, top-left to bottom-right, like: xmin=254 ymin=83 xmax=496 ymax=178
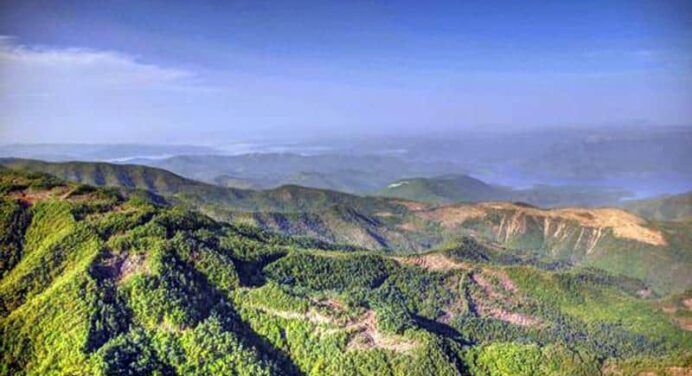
xmin=0 ymin=169 xmax=690 ymax=375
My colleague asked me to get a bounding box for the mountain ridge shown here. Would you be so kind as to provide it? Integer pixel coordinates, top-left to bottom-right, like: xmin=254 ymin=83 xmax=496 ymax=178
xmin=1 ymin=158 xmax=690 ymax=294
xmin=0 ymin=167 xmax=690 ymax=375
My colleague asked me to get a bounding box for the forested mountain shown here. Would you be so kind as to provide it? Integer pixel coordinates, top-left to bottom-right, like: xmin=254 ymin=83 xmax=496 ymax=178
xmin=0 ymin=168 xmax=690 ymax=375
xmin=0 ymin=158 xmax=204 ymax=195
xmin=2 ymin=159 xmax=691 ymax=295
xmin=127 ymin=153 xmax=455 ymax=193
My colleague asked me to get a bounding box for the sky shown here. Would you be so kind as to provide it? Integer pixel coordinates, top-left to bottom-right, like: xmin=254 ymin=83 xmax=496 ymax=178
xmin=0 ymin=0 xmax=691 ymax=144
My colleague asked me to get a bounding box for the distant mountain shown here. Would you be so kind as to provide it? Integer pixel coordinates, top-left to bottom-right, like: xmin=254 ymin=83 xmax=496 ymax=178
xmin=377 ymin=174 xmax=508 ymax=204
xmin=622 ymin=192 xmax=692 ymax=221
xmin=516 ymin=126 xmax=692 ymax=181
xmin=130 ymin=153 xmax=461 ymax=193
xmin=2 ymin=159 xmax=690 ymax=295
xmin=376 ymin=174 xmax=632 ymax=207
xmin=0 ymin=158 xmax=204 ymax=195
xmin=212 ymin=175 xmax=260 ymax=189
xmin=0 ymin=143 xmax=215 ymax=162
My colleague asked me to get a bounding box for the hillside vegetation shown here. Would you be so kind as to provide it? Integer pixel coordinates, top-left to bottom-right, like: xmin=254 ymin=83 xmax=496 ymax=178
xmin=2 ymin=159 xmax=691 ymax=295
xmin=0 ymin=168 xmax=690 ymax=375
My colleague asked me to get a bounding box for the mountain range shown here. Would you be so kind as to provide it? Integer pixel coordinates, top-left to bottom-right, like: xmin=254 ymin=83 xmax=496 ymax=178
xmin=1 ymin=158 xmax=690 ymax=296
xmin=1 ymin=167 xmax=691 ymax=375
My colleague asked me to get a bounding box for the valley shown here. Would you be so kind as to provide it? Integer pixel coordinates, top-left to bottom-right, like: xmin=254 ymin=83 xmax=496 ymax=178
xmin=0 ymin=168 xmax=690 ymax=375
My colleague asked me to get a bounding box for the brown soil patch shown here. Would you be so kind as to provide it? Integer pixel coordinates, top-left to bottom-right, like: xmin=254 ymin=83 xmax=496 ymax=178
xmin=468 ymin=271 xmax=542 ymax=327
xmin=470 ymin=270 xmax=518 ymax=298
xmin=673 ymin=317 xmax=692 ymax=331
xmin=485 ymin=307 xmax=541 ymax=327
xmin=345 ymin=310 xmax=418 ymax=353
xmin=318 ymin=298 xmax=346 ymax=312
xmin=251 ymin=306 xmax=332 ymax=325
xmin=393 ymin=253 xmax=468 ymax=272
xmin=480 ymin=203 xmax=666 ymax=246
xmin=471 ymin=273 xmax=503 ymax=300
xmin=395 ymin=200 xmax=432 ymax=211
xmin=415 ymin=205 xmax=486 ymax=228
xmin=683 ymin=298 xmax=692 ymax=310
xmin=250 ymin=303 xmax=418 ymax=353
xmin=488 ymin=269 xmax=518 ymax=293
xmin=117 ymin=252 xmax=148 ymax=283
xmin=96 ymin=250 xmax=149 ymax=284
xmin=666 ymin=367 xmax=692 ymax=376
xmin=8 ymin=187 xmax=69 ymax=205
xmin=412 ymin=201 xmax=666 ymax=247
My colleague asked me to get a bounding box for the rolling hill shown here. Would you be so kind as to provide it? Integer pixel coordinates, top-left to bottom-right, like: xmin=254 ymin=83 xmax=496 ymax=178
xmin=2 ymin=159 xmax=691 ymax=294
xmin=0 ymin=168 xmax=690 ymax=375
xmin=127 ymin=153 xmax=455 ymax=193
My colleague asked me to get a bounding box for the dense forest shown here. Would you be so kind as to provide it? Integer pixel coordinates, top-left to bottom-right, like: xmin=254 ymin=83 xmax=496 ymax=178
xmin=0 ymin=168 xmax=690 ymax=375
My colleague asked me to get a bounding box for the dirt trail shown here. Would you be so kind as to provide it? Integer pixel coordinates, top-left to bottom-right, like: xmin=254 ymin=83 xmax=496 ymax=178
xmin=252 ymin=306 xmax=333 ymax=325
xmin=393 ymin=253 xmax=468 ymax=272
xmin=8 ymin=187 xmax=69 ymax=205
xmin=250 ymin=303 xmax=418 ymax=353
xmin=468 ymin=271 xmax=542 ymax=327
xmin=345 ymin=310 xmax=418 ymax=353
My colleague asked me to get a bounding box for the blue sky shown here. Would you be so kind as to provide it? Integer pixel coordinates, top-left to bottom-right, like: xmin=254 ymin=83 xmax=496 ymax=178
xmin=1 ymin=0 xmax=691 ymax=144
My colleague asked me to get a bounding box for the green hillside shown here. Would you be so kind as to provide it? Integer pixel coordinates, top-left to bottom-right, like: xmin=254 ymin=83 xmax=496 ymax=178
xmin=2 ymin=159 xmax=691 ymax=295
xmin=1 ymin=168 xmax=690 ymax=375
xmin=622 ymin=192 xmax=692 ymax=221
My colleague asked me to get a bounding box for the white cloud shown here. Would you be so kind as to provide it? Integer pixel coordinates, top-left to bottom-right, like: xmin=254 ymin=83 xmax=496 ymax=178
xmin=0 ymin=38 xmax=213 ymax=143
xmin=0 ymin=37 xmax=195 ymax=96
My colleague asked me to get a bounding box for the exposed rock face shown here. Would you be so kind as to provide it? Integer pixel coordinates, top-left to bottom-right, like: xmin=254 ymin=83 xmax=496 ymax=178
xmin=411 ymin=202 xmax=666 ymax=255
